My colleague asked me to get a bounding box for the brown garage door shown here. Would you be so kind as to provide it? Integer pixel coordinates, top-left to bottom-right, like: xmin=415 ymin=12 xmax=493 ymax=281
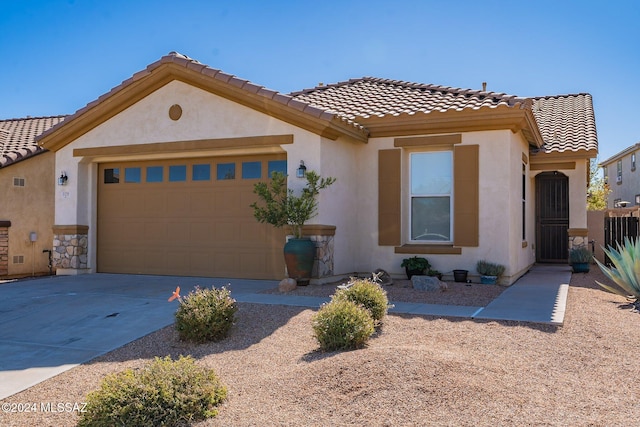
xmin=97 ymin=155 xmax=287 ymax=279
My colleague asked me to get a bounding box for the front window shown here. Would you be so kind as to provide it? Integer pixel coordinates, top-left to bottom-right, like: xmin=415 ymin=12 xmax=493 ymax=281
xmin=410 ymin=151 xmax=452 ymax=242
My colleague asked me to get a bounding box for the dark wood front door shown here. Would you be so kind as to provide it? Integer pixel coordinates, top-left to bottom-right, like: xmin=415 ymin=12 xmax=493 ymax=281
xmin=536 ymin=172 xmax=569 ymax=263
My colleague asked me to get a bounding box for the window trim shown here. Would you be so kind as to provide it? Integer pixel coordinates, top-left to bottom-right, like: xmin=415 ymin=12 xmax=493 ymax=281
xmin=408 ymin=150 xmax=453 ymax=244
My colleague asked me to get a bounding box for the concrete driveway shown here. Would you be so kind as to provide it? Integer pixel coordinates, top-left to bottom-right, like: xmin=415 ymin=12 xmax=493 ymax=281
xmin=0 ymin=273 xmax=277 ymax=400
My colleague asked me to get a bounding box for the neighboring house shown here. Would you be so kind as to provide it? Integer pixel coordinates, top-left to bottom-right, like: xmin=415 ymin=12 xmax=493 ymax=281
xmin=35 ymin=52 xmax=597 ymax=285
xmin=599 ymin=142 xmax=640 ymax=208
xmin=0 ymin=116 xmax=65 ymax=277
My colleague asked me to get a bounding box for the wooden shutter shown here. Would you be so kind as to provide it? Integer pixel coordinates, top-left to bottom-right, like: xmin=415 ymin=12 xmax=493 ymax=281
xmin=378 ymin=149 xmax=401 ymax=246
xmin=453 ymin=144 xmax=479 ymax=246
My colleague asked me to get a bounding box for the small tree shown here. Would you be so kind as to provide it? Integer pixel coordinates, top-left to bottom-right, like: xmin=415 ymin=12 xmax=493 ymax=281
xmin=587 ymin=158 xmax=610 ymax=211
xmin=251 ymin=171 xmax=335 ymax=238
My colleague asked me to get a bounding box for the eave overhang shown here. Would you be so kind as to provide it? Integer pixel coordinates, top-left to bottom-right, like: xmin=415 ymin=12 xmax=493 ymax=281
xmin=37 ymin=60 xmax=369 ymax=152
xmin=357 ymin=105 xmax=544 ymax=146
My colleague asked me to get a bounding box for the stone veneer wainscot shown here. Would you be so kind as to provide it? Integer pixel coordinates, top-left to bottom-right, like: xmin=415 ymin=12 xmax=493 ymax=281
xmin=52 ymin=225 xmax=89 ymax=271
xmin=301 ymin=224 xmax=335 ymax=281
xmin=0 ymin=221 xmax=10 ymax=276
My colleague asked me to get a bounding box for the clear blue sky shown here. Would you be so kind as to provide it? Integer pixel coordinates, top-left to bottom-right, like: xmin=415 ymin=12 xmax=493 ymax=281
xmin=1 ymin=0 xmax=638 ymax=161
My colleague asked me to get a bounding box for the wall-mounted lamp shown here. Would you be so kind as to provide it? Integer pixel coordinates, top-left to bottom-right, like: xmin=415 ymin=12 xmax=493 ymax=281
xmin=58 ymin=172 xmax=68 ymax=186
xmin=29 ymin=231 xmax=37 ymax=242
xmin=296 ymin=161 xmax=307 ymax=178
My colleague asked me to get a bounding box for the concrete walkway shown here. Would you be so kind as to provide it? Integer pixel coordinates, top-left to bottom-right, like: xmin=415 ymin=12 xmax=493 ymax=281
xmin=0 ymin=265 xmax=570 ymax=400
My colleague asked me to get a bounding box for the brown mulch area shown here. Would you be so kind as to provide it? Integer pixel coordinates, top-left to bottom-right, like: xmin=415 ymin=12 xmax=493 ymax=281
xmin=1 ymin=268 xmax=639 ymax=426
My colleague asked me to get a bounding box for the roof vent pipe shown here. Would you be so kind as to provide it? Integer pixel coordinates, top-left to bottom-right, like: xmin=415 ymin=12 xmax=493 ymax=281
xmin=482 ymin=82 xmax=487 ymax=92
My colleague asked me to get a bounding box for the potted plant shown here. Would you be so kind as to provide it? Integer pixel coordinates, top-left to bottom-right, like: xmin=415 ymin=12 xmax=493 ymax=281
xmin=569 ymin=246 xmax=592 ymax=273
xmin=401 ymin=256 xmax=430 ymax=279
xmin=476 ymin=260 xmax=506 ymax=285
xmin=251 ymin=170 xmax=335 ymax=284
xmin=427 ymin=269 xmax=443 ymax=281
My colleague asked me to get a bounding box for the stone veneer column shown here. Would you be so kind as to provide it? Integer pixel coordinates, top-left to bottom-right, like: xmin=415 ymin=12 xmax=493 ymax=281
xmin=52 ymin=225 xmax=89 ymax=274
xmin=301 ymin=224 xmax=336 ymax=279
xmin=568 ymin=228 xmax=589 ymax=257
xmin=0 ymin=221 xmax=10 ymax=276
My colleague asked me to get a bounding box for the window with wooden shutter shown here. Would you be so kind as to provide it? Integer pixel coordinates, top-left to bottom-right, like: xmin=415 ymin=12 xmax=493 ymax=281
xmin=378 ymin=149 xmax=401 ymax=246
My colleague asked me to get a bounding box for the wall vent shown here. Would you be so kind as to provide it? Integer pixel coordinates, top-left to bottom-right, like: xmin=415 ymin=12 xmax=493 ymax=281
xmin=13 ymin=177 xmax=25 ymax=187
xmin=12 ymin=255 xmax=24 ymax=264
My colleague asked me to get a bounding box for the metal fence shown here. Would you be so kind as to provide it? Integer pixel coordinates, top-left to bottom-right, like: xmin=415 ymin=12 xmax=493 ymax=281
xmin=604 ymin=216 xmax=640 ymax=265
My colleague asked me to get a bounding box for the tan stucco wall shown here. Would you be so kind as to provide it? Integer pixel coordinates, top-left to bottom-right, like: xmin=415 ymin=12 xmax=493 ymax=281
xmin=351 ymin=129 xmax=535 ymax=284
xmin=587 ymin=210 xmax=605 ymax=263
xmin=0 ymin=151 xmax=55 ymax=276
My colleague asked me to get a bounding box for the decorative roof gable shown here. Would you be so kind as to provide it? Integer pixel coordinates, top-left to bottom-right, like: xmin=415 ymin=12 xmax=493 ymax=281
xmin=37 ymin=52 xmax=369 ymax=151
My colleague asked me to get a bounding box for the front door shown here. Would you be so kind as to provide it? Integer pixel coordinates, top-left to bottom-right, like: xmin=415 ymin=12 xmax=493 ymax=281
xmin=536 ymin=172 xmax=569 ymax=263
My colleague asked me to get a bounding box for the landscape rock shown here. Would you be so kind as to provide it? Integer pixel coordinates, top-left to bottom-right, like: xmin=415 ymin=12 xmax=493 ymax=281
xmin=278 ymin=278 xmax=297 ymax=292
xmin=412 ymin=275 xmax=447 ymax=292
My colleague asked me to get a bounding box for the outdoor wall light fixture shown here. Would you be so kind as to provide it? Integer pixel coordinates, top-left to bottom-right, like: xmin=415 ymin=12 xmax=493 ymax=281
xmin=296 ymin=160 xmax=307 ymax=178
xmin=58 ymin=172 xmax=68 ymax=186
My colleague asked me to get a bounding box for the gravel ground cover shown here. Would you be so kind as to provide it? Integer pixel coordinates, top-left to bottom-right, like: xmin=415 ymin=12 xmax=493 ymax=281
xmin=1 ymin=268 xmax=639 ymax=426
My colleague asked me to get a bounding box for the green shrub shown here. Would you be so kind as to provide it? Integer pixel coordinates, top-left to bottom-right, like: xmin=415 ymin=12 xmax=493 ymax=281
xmin=175 ymin=286 xmax=238 ymax=343
xmin=312 ymin=299 xmax=375 ymax=351
xmin=333 ymin=278 xmax=389 ymax=324
xmin=476 ymin=260 xmax=506 ymax=277
xmin=78 ymin=355 xmax=227 ymax=427
xmin=569 ymin=246 xmax=593 ymax=263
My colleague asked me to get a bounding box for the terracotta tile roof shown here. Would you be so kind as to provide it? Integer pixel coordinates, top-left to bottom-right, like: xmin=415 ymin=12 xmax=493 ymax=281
xmin=290 ymin=79 xmax=597 ymax=154
xmin=34 ymin=53 xmax=596 ymax=155
xmin=532 ymin=94 xmax=597 ymax=154
xmin=0 ymin=116 xmax=66 ymax=167
xmin=289 ymin=77 xmax=531 ymax=120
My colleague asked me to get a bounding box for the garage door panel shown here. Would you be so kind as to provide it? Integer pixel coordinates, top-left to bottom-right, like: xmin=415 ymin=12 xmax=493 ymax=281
xmin=98 ymin=155 xmax=287 ymax=279
xmin=214 ymin=221 xmax=239 ymax=242
xmin=142 ymin=249 xmax=167 ymax=271
xmin=166 ymin=191 xmax=191 ymax=217
xmin=144 ymin=193 xmax=166 ymax=216
xmin=190 ymin=222 xmax=215 ymax=243
xmin=143 ymin=221 xmax=167 ymax=241
xmin=189 ymin=191 xmax=215 ymax=216
xmin=167 ymin=222 xmax=190 ymax=244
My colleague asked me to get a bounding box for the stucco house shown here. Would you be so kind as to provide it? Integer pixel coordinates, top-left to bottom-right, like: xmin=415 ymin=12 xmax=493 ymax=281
xmin=0 ymin=116 xmax=65 ymax=277
xmin=599 ymin=142 xmax=640 ymax=208
xmin=34 ymin=52 xmax=597 ymax=285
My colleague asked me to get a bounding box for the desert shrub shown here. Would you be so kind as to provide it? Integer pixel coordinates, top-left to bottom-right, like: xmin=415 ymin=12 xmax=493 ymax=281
xmin=78 ymin=355 xmax=227 ymax=427
xmin=595 ymin=237 xmax=640 ymax=308
xmin=476 ymin=260 xmax=506 ymax=277
xmin=175 ymin=286 xmax=238 ymax=343
xmin=333 ymin=278 xmax=389 ymax=324
xmin=312 ymin=299 xmax=375 ymax=351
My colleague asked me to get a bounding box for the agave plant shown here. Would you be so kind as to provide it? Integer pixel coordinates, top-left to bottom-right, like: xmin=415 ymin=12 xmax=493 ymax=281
xmin=594 ymin=237 xmax=640 ymax=307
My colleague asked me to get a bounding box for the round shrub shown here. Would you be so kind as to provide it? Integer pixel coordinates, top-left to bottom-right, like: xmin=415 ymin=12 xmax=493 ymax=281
xmin=175 ymin=286 xmax=238 ymax=343
xmin=333 ymin=278 xmax=389 ymax=324
xmin=78 ymin=355 xmax=227 ymax=427
xmin=312 ymin=299 xmax=375 ymax=351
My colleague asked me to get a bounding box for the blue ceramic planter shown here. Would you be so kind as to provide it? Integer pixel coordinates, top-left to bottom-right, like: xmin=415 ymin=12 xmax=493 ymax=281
xmin=283 ymin=238 xmax=315 ymax=283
